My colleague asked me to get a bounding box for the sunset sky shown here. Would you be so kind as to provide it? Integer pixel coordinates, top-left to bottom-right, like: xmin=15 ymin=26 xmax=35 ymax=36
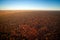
xmin=0 ymin=0 xmax=60 ymax=10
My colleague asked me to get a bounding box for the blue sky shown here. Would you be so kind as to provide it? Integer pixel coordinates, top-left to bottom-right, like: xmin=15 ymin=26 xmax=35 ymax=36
xmin=0 ymin=0 xmax=60 ymax=10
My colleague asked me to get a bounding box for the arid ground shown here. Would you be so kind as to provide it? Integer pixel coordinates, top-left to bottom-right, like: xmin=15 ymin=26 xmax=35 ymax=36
xmin=0 ymin=10 xmax=60 ymax=40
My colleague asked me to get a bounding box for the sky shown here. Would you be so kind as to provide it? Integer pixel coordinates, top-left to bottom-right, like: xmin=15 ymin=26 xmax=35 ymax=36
xmin=0 ymin=0 xmax=60 ymax=10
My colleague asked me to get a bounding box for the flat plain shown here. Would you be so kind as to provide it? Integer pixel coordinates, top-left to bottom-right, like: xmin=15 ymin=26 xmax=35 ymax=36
xmin=0 ymin=10 xmax=60 ymax=40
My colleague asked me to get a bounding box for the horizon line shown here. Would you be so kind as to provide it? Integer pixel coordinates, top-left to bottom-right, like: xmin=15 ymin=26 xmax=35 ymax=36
xmin=0 ymin=9 xmax=60 ymax=11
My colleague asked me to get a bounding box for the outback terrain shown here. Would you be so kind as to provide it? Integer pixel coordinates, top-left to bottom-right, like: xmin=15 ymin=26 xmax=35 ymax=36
xmin=0 ymin=10 xmax=60 ymax=40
